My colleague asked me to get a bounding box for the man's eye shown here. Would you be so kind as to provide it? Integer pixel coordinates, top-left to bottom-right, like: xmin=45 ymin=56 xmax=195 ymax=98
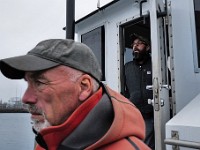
xmin=34 ymin=80 xmax=46 ymax=86
xmin=33 ymin=80 xmax=48 ymax=91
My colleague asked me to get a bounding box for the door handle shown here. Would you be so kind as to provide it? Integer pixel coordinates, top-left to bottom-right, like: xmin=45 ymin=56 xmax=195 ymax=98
xmin=146 ymin=85 xmax=153 ymax=90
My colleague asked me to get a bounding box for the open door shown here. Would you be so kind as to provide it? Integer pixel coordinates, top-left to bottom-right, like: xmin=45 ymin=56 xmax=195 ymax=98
xmin=150 ymin=0 xmax=170 ymax=149
xmin=120 ymin=0 xmax=170 ymax=149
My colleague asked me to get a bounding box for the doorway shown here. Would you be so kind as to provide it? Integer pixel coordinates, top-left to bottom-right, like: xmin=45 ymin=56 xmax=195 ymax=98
xmin=120 ymin=17 xmax=151 ymax=95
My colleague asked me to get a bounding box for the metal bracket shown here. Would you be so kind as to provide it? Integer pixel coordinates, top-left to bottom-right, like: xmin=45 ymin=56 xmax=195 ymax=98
xmin=149 ymin=79 xmax=170 ymax=110
xmin=161 ymin=84 xmax=171 ymax=90
xmin=172 ymin=131 xmax=180 ymax=150
xmin=157 ymin=11 xmax=167 ymax=18
xmin=139 ymin=0 xmax=147 ymax=17
xmin=153 ymin=77 xmax=159 ymax=111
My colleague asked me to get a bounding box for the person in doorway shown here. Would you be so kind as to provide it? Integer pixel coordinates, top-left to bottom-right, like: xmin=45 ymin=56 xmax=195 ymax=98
xmin=124 ymin=34 xmax=155 ymax=149
xmin=0 ymin=39 xmax=150 ymax=150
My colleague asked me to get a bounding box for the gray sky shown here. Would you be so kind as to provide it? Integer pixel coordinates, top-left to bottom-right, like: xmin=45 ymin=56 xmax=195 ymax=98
xmin=0 ymin=0 xmax=112 ymax=102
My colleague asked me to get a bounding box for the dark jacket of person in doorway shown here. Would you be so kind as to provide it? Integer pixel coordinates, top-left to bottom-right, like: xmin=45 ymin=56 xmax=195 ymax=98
xmin=124 ymin=34 xmax=155 ymax=149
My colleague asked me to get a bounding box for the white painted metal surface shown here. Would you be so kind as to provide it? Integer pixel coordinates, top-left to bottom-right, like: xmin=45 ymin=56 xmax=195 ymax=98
xmin=150 ymin=0 xmax=170 ymax=149
xmin=166 ymin=93 xmax=200 ymax=150
xmin=169 ymin=0 xmax=200 ymax=113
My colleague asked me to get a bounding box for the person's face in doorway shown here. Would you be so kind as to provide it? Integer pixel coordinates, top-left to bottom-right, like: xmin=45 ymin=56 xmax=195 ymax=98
xmin=132 ymin=38 xmax=150 ymax=61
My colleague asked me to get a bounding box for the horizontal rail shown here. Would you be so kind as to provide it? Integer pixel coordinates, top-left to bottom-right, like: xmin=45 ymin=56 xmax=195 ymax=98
xmin=164 ymin=138 xmax=200 ymax=149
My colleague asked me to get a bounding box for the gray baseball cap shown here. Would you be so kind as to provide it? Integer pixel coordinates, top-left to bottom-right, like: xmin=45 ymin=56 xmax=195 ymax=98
xmin=0 ymin=39 xmax=102 ymax=81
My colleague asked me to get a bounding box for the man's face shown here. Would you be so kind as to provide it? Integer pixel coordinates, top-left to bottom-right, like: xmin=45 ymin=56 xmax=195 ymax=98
xmin=22 ymin=66 xmax=82 ymax=132
xmin=132 ymin=38 xmax=149 ymax=60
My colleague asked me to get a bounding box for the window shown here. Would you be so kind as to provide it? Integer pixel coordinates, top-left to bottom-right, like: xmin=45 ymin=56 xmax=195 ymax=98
xmin=81 ymin=26 xmax=105 ymax=80
xmin=194 ymin=0 xmax=200 ymax=68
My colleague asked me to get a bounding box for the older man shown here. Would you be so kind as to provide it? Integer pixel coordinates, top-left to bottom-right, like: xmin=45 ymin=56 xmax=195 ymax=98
xmin=0 ymin=39 xmax=150 ymax=150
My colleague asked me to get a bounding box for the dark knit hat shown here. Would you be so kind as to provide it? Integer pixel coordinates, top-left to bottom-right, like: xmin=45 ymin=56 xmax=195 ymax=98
xmin=0 ymin=39 xmax=102 ymax=81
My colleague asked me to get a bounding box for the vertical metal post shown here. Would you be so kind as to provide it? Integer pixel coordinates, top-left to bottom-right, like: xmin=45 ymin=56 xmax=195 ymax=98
xmin=66 ymin=0 xmax=75 ymax=39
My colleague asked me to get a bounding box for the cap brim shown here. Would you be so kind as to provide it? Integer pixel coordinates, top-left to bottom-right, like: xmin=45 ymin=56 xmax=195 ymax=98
xmin=0 ymin=54 xmax=59 ymax=79
xmin=131 ymin=33 xmax=150 ymax=45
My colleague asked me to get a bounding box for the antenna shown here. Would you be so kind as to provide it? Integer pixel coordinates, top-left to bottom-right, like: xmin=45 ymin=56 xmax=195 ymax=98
xmin=97 ymin=0 xmax=100 ymax=9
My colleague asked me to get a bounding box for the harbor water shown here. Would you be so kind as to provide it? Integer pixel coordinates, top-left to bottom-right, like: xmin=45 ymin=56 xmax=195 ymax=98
xmin=0 ymin=113 xmax=35 ymax=150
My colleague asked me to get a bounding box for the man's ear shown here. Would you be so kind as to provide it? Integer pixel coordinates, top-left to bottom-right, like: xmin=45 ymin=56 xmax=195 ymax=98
xmin=78 ymin=75 xmax=93 ymax=102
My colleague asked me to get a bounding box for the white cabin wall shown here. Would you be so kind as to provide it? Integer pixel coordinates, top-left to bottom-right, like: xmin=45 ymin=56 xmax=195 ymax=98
xmin=75 ymin=0 xmax=150 ymax=91
xmin=170 ymin=0 xmax=200 ymax=113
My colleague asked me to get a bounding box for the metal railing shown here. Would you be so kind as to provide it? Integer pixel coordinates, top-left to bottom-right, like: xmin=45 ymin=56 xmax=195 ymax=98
xmin=165 ymin=138 xmax=200 ymax=149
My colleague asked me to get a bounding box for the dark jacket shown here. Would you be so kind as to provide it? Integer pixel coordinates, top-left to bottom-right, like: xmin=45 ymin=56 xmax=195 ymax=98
xmin=124 ymin=55 xmax=153 ymax=117
xmin=34 ymin=84 xmax=150 ymax=150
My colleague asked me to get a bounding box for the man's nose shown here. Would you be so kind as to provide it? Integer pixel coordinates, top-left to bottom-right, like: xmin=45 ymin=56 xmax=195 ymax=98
xmin=22 ymin=86 xmax=37 ymax=104
xmin=133 ymin=44 xmax=138 ymax=50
